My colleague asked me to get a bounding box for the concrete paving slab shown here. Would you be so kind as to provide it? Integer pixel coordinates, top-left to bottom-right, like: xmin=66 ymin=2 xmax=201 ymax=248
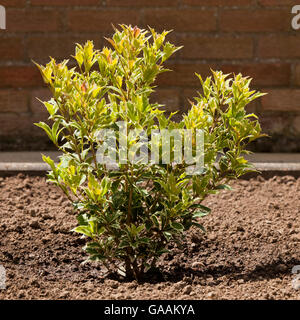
xmin=0 ymin=152 xmax=300 ymax=163
xmin=0 ymin=151 xmax=61 ymax=163
xmin=0 ymin=152 xmax=300 ymax=173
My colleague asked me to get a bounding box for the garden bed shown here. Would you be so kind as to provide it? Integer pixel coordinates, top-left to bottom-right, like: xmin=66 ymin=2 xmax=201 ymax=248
xmin=0 ymin=174 xmax=299 ymax=300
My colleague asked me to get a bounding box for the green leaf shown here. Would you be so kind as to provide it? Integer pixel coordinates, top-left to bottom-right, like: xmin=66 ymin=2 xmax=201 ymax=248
xmin=151 ymin=215 xmax=159 ymax=227
xmin=216 ymin=184 xmax=232 ymax=190
xmin=72 ymin=225 xmax=93 ymax=238
xmin=192 ymin=222 xmax=206 ymax=232
xmin=170 ymin=222 xmax=184 ymax=231
xmin=192 ymin=211 xmax=209 ymax=218
xmin=190 ymin=204 xmax=211 ymax=214
xmin=35 ymin=122 xmax=52 ymax=140
xmin=42 ymin=154 xmax=56 ymax=171
xmin=163 ymin=231 xmax=172 ymax=241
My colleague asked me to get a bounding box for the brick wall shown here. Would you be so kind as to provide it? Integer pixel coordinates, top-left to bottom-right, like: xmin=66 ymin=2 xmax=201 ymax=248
xmin=0 ymin=0 xmax=300 ymax=151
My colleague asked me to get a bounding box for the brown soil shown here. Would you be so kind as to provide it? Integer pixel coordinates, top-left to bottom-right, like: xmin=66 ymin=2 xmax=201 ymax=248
xmin=0 ymin=174 xmax=299 ymax=300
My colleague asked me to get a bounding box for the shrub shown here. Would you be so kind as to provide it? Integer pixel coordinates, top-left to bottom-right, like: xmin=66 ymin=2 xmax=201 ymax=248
xmin=35 ymin=25 xmax=265 ymax=280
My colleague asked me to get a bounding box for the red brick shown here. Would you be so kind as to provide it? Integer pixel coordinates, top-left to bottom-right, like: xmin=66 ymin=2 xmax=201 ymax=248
xmin=293 ymin=64 xmax=300 ymax=86
xmin=27 ymin=35 xmax=102 ymax=62
xmin=220 ymin=9 xmax=290 ymax=32
xmin=7 ymin=9 xmax=61 ymax=32
xmin=0 ymin=38 xmax=24 ymax=60
xmin=262 ymin=89 xmax=300 ymax=111
xmin=258 ymin=0 xmax=298 ymax=6
xmin=0 ymin=66 xmax=42 ymax=88
xmin=258 ymin=35 xmax=300 ymax=58
xmin=156 ymin=63 xmax=216 ymax=87
xmin=183 ymin=0 xmax=254 ymax=6
xmin=0 ymin=0 xmax=26 ymax=7
xmin=106 ymin=0 xmax=178 ymax=6
xmin=183 ymin=88 xmax=198 ymax=109
xmin=260 ymin=114 xmax=290 ymax=135
xmin=180 ymin=35 xmax=253 ymax=59
xmin=30 ymin=0 xmax=100 ymax=6
xmin=30 ymin=88 xmax=52 ymax=114
xmin=144 ymin=9 xmax=216 ymax=32
xmin=245 ymin=99 xmax=260 ymax=114
xmin=219 ymin=63 xmax=290 ymax=87
xmin=0 ymin=113 xmax=44 ymax=136
xmin=0 ymin=89 xmax=28 ymax=113
xmin=150 ymin=89 xmax=180 ymax=112
xmin=292 ymin=115 xmax=300 ymax=134
xmin=68 ymin=10 xmax=139 ymax=32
